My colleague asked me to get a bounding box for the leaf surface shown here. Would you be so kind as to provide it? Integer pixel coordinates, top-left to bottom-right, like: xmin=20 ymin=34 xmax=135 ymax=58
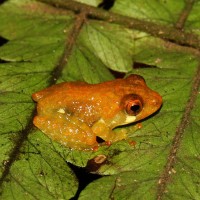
xmin=0 ymin=0 xmax=199 ymax=199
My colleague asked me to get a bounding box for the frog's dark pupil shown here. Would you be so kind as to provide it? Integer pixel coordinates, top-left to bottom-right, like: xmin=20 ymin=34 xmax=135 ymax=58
xmin=131 ymin=104 xmax=140 ymax=114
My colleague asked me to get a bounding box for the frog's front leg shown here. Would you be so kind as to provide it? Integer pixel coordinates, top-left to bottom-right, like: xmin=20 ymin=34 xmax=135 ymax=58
xmin=91 ymin=119 xmax=127 ymax=143
xmin=33 ymin=113 xmax=98 ymax=150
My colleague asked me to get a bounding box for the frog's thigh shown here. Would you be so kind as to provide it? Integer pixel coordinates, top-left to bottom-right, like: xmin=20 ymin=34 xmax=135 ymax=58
xmin=92 ymin=120 xmax=127 ymax=142
xmin=33 ymin=115 xmax=97 ymax=149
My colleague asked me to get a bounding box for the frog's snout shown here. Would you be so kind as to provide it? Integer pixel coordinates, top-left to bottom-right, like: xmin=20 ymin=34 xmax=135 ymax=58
xmin=151 ymin=92 xmax=163 ymax=109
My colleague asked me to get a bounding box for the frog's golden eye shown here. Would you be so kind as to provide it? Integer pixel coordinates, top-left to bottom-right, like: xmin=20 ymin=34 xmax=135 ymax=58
xmin=122 ymin=94 xmax=143 ymax=116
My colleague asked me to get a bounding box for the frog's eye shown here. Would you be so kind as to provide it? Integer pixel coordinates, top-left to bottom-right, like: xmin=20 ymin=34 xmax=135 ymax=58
xmin=123 ymin=95 xmax=143 ymax=116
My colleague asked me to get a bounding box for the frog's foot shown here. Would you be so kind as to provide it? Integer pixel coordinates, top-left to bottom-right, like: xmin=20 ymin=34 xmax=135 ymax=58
xmin=96 ymin=129 xmax=127 ymax=147
xmin=112 ymin=128 xmax=128 ymax=142
xmin=33 ymin=116 xmax=98 ymax=150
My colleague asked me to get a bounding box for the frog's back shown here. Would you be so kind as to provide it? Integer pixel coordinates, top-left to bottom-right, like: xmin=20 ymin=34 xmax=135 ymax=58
xmin=32 ymin=81 xmax=89 ymax=102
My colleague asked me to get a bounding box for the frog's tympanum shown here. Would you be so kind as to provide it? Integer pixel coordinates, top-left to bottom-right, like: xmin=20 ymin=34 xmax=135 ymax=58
xmin=32 ymin=74 xmax=162 ymax=150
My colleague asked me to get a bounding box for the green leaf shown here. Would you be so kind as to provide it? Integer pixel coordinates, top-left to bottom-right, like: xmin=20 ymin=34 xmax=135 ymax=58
xmin=111 ymin=0 xmax=184 ymax=24
xmin=0 ymin=0 xmax=199 ymax=199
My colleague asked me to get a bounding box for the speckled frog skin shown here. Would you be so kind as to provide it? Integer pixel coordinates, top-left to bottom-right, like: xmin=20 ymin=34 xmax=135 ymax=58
xmin=32 ymin=74 xmax=162 ymax=150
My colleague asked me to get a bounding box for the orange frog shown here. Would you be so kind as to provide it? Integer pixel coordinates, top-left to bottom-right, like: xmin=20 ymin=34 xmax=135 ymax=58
xmin=32 ymin=74 xmax=162 ymax=150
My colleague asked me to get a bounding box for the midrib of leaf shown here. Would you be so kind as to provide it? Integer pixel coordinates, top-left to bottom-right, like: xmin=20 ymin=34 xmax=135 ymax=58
xmin=0 ymin=109 xmax=35 ymax=186
xmin=50 ymin=11 xmax=86 ymax=84
xmin=157 ymin=64 xmax=200 ymax=199
xmin=38 ymin=0 xmax=200 ymax=50
xmin=0 ymin=4 xmax=86 ymax=188
xmin=156 ymin=1 xmax=200 ymax=198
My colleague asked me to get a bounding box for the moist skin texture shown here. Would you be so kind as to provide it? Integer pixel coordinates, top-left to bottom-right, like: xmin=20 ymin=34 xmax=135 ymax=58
xmin=32 ymin=74 xmax=162 ymax=150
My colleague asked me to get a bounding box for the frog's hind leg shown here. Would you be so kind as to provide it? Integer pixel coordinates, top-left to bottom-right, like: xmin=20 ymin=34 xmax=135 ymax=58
xmin=33 ymin=115 xmax=98 ymax=150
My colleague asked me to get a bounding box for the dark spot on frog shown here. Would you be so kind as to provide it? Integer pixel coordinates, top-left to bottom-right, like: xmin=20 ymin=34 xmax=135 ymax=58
xmin=96 ymin=136 xmax=105 ymax=144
